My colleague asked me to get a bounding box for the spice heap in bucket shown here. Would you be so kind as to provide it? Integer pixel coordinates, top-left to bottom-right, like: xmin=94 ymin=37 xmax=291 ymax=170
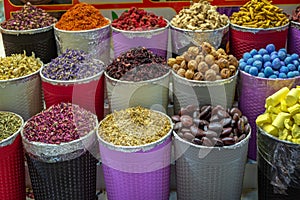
xmin=239 ymin=44 xmax=300 ymax=79
xmin=291 ymin=5 xmax=300 ymax=22
xmin=256 ymin=87 xmax=300 ymax=144
xmin=0 ymin=112 xmax=22 ymax=142
xmin=41 ymin=50 xmax=105 ymax=120
xmin=172 ymin=105 xmax=251 ymax=146
xmin=168 ymin=42 xmax=238 ymax=81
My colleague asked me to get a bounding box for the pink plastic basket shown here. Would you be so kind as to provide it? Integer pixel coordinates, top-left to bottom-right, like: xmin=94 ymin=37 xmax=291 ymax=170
xmin=288 ymin=21 xmax=300 ymax=55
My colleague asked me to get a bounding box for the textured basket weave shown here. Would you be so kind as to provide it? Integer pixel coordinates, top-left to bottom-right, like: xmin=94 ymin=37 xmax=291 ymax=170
xmin=170 ymin=23 xmax=229 ymax=57
xmin=0 ymin=70 xmax=43 ymax=121
xmin=288 ymin=21 xmax=300 ymax=55
xmin=230 ymin=23 xmax=289 ymax=59
xmin=174 ymin=131 xmax=250 ymax=200
xmin=0 ymin=113 xmax=25 ymax=200
xmin=238 ymin=70 xmax=300 ymax=160
xmin=54 ymin=21 xmax=111 ymax=64
xmin=257 ymin=126 xmax=300 ymax=200
xmin=40 ymin=70 xmax=105 ymax=120
xmin=112 ymin=19 xmax=169 ymax=59
xmin=105 ymin=70 xmax=170 ymax=113
xmin=98 ymin=112 xmax=173 ymax=200
xmin=0 ymin=25 xmax=57 ymax=63
xmin=172 ymin=70 xmax=237 ymax=114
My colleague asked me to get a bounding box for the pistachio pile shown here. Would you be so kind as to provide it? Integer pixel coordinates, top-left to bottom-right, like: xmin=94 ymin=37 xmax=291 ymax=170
xmin=168 ymin=42 xmax=238 ymax=81
xmin=98 ymin=107 xmax=171 ymax=146
xmin=171 ymin=0 xmax=228 ymax=30
xmin=230 ymin=0 xmax=289 ymax=28
xmin=0 ymin=51 xmax=42 ymax=80
xmin=0 ymin=112 xmax=22 ymax=142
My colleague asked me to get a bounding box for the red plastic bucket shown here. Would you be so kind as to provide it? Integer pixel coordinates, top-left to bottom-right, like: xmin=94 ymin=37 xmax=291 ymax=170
xmin=230 ymin=23 xmax=289 ymax=59
xmin=0 ymin=113 xmax=25 ymax=200
xmin=41 ymin=71 xmax=105 ymax=120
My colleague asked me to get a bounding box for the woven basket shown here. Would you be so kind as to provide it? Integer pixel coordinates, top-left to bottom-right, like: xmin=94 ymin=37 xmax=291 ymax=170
xmin=21 ymin=114 xmax=99 ymax=200
xmin=54 ymin=20 xmax=111 ymax=64
xmin=0 ymin=69 xmax=43 ymax=121
xmin=288 ymin=21 xmax=300 ymax=55
xmin=238 ymin=70 xmax=300 ymax=160
xmin=257 ymin=126 xmax=300 ymax=200
xmin=172 ymin=70 xmax=238 ymax=115
xmin=112 ymin=19 xmax=169 ymax=59
xmin=0 ymin=113 xmax=25 ymax=200
xmin=98 ymin=111 xmax=173 ymax=200
xmin=105 ymin=69 xmax=170 ymax=113
xmin=174 ymin=130 xmax=251 ymax=200
xmin=0 ymin=25 xmax=57 ymax=63
xmin=230 ymin=23 xmax=289 ymax=59
xmin=170 ymin=23 xmax=229 ymax=57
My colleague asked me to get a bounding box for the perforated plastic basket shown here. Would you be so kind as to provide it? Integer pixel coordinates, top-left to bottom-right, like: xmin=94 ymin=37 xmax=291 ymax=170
xmin=230 ymin=23 xmax=289 ymax=59
xmin=288 ymin=21 xmax=300 ymax=55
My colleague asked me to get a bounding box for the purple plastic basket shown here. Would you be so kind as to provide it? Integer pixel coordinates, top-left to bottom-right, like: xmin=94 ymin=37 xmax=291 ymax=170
xmin=288 ymin=21 xmax=300 ymax=55
xmin=98 ymin=112 xmax=173 ymax=200
xmin=112 ymin=19 xmax=169 ymax=59
xmin=238 ymin=70 xmax=300 ymax=160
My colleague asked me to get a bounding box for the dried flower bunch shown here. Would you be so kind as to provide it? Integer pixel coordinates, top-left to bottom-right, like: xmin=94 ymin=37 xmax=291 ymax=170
xmin=98 ymin=107 xmax=171 ymax=146
xmin=23 ymin=102 xmax=97 ymax=144
xmin=0 ymin=112 xmax=22 ymax=142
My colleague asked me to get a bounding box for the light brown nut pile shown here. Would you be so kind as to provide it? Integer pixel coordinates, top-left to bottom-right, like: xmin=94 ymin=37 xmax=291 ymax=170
xmin=168 ymin=42 xmax=238 ymax=81
xmin=0 ymin=51 xmax=42 ymax=80
xmin=230 ymin=0 xmax=289 ymax=28
xmin=98 ymin=107 xmax=171 ymax=146
xmin=171 ymin=0 xmax=228 ymax=30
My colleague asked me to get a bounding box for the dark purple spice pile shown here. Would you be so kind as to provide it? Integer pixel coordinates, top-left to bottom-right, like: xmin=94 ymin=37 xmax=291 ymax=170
xmin=23 ymin=102 xmax=97 ymax=144
xmin=1 ymin=2 xmax=57 ymax=30
xmin=41 ymin=49 xmax=104 ymax=81
xmin=106 ymin=47 xmax=169 ymax=81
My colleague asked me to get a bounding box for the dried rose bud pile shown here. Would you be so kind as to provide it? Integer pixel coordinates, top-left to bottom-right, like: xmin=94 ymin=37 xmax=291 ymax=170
xmin=0 ymin=51 xmax=42 ymax=80
xmin=1 ymin=2 xmax=57 ymax=30
xmin=0 ymin=112 xmax=22 ymax=142
xmin=292 ymin=5 xmax=300 ymax=23
xmin=112 ymin=7 xmax=167 ymax=31
xmin=106 ymin=47 xmax=169 ymax=81
xmin=41 ymin=49 xmax=104 ymax=81
xmin=23 ymin=103 xmax=97 ymax=144
xmin=172 ymin=105 xmax=250 ymax=147
xmin=98 ymin=106 xmax=171 ymax=146
xmin=168 ymin=42 xmax=238 ymax=81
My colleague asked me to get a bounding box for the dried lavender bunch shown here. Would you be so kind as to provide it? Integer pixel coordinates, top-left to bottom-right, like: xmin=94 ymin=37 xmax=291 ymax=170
xmin=106 ymin=47 xmax=168 ymax=81
xmin=23 ymin=102 xmax=97 ymax=144
xmin=1 ymin=2 xmax=57 ymax=30
xmin=41 ymin=49 xmax=104 ymax=81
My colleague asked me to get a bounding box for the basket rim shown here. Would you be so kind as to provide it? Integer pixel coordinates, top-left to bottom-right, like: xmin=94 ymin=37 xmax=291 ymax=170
xmin=170 ymin=22 xmax=229 ymax=33
xmin=97 ymin=109 xmax=173 ymax=153
xmin=0 ymin=111 xmax=24 ymax=147
xmin=111 ymin=18 xmax=170 ymax=33
xmin=54 ymin=18 xmax=111 ymax=33
xmin=0 ymin=24 xmax=54 ymax=35
xmin=229 ymin=22 xmax=290 ymax=31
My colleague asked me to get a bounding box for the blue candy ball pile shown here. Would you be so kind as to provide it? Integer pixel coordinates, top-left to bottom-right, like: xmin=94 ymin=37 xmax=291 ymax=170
xmin=239 ymin=44 xmax=300 ymax=79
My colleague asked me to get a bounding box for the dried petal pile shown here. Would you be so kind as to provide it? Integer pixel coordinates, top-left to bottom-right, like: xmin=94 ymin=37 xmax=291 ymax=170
xmin=1 ymin=2 xmax=57 ymax=30
xmin=0 ymin=112 xmax=22 ymax=142
xmin=41 ymin=49 xmax=104 ymax=81
xmin=98 ymin=107 xmax=171 ymax=146
xmin=106 ymin=47 xmax=168 ymax=81
xmin=23 ymin=103 xmax=97 ymax=144
xmin=291 ymin=5 xmax=300 ymax=23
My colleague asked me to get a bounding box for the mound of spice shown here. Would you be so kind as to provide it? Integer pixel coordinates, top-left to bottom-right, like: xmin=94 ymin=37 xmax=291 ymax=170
xmin=98 ymin=106 xmax=171 ymax=146
xmin=0 ymin=2 xmax=57 ymax=30
xmin=41 ymin=49 xmax=104 ymax=81
xmin=23 ymin=102 xmax=97 ymax=144
xmin=291 ymin=5 xmax=300 ymax=23
xmin=106 ymin=47 xmax=168 ymax=81
xmin=112 ymin=7 xmax=167 ymax=31
xmin=172 ymin=104 xmax=250 ymax=147
xmin=0 ymin=112 xmax=22 ymax=142
xmin=0 ymin=51 xmax=42 ymax=80
xmin=55 ymin=3 xmax=110 ymax=31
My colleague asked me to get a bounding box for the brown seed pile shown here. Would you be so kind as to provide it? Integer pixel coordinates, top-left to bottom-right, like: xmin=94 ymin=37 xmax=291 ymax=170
xmin=98 ymin=107 xmax=171 ymax=146
xmin=168 ymin=42 xmax=238 ymax=81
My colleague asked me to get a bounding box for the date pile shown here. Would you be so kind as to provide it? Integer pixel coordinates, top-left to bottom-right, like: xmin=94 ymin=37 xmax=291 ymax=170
xmin=172 ymin=105 xmax=251 ymax=147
